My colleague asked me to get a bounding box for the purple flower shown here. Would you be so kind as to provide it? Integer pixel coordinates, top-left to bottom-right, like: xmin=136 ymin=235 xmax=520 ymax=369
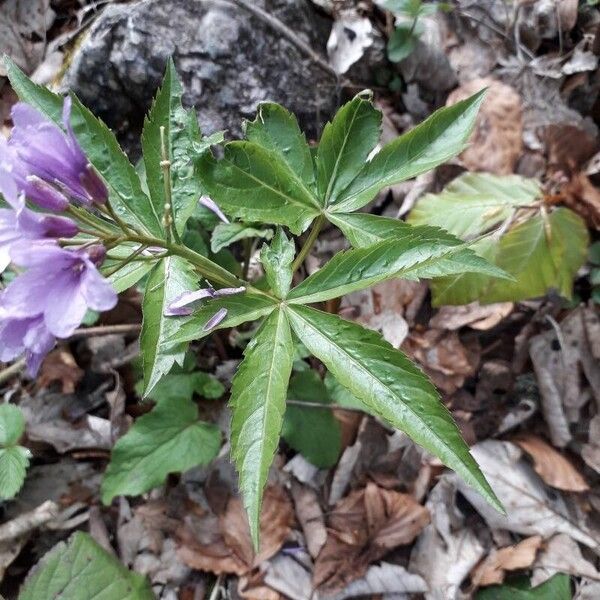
xmin=1 ymin=243 xmax=117 ymax=338
xmin=0 ymin=313 xmax=55 ymax=376
xmin=165 ymin=286 xmax=245 ymax=317
xmin=0 ymin=98 xmax=108 ymax=210
xmin=0 ymin=197 xmax=78 ymax=272
xmin=203 ymin=307 xmax=228 ymax=331
xmin=199 ymin=196 xmax=229 ymax=224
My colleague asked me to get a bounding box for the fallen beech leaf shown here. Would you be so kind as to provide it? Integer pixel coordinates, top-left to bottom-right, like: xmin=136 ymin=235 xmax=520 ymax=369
xmin=454 ymin=441 xmax=598 ymax=549
xmin=314 ymin=482 xmax=429 ymax=593
xmin=472 ymin=536 xmax=542 ymax=587
xmin=430 ymin=302 xmax=513 ymax=331
xmin=37 ymin=349 xmax=83 ymax=393
xmin=290 ymin=479 xmax=326 ymax=559
xmin=177 ymin=486 xmax=293 ymax=576
xmin=514 ymin=435 xmax=588 ymax=492
xmin=410 ymin=478 xmax=485 ymax=599
xmin=446 ymin=78 xmax=523 ymax=175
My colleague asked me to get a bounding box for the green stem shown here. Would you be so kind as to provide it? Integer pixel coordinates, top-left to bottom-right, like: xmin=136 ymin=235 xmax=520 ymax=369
xmin=291 ymin=215 xmax=325 ymax=273
xmin=159 ymin=126 xmax=182 ymax=245
xmin=102 ymin=202 xmax=136 ymax=236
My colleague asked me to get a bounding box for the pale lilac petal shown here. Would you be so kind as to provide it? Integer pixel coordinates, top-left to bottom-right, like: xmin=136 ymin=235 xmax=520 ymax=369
xmin=203 ymin=308 xmax=228 ymax=331
xmin=0 ymin=247 xmax=10 ymax=272
xmin=44 ymin=276 xmax=88 ymax=337
xmin=11 ymin=103 xmax=47 ymax=129
xmin=9 ymin=241 xmax=72 ymax=268
xmin=1 ymin=268 xmax=57 ymax=318
xmin=199 ymin=196 xmax=229 ymax=224
xmin=80 ymin=263 xmax=117 ymax=311
xmin=165 ymin=288 xmax=215 ymax=316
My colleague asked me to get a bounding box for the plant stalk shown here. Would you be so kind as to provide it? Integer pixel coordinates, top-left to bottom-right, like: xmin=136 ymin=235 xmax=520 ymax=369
xmin=291 ymin=215 xmax=325 ymax=273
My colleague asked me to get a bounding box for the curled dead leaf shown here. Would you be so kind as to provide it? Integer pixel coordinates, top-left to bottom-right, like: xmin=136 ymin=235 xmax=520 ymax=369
xmin=430 ymin=302 xmax=514 ymax=331
xmin=472 ymin=535 xmax=543 ymax=587
xmin=177 ymin=485 xmax=294 ymax=576
xmin=514 ymin=434 xmax=588 ymax=492
xmin=37 ymin=348 xmax=84 ymax=394
xmin=314 ymin=482 xmax=430 ymax=593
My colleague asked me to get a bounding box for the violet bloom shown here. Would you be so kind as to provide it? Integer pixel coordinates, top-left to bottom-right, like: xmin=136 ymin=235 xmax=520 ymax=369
xmin=0 ymin=313 xmax=55 ymax=376
xmin=0 ymin=98 xmax=108 ymax=210
xmin=199 ymin=196 xmax=230 ymax=224
xmin=1 ymin=243 xmax=117 ymax=338
xmin=165 ymin=286 xmax=245 ymax=317
xmin=0 ymin=197 xmax=78 ymax=272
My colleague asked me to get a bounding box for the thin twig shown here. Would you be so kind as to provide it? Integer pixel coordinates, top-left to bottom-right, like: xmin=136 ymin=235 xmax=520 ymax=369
xmin=0 ymin=358 xmax=26 ymax=385
xmin=227 ymin=0 xmax=338 ymax=79
xmin=69 ymin=324 xmax=142 ymax=339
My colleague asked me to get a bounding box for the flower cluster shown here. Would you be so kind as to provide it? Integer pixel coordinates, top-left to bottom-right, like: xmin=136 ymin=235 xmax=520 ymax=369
xmin=0 ymin=99 xmax=116 ymax=375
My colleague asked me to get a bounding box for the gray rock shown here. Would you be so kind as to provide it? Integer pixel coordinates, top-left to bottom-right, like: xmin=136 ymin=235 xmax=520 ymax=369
xmin=64 ymin=0 xmax=338 ymax=149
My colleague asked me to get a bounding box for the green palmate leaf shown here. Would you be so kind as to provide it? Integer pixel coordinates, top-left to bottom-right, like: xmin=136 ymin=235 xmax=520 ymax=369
xmin=101 ymin=396 xmax=221 ymax=504
xmin=139 ymin=370 xmax=225 ymax=403
xmin=195 ymin=141 xmax=321 ymax=234
xmin=287 ymin=224 xmax=509 ymax=305
xmin=316 ymin=94 xmax=382 ymax=206
xmin=325 ymin=371 xmax=367 ymax=410
xmin=476 ymin=574 xmax=571 ymax=600
xmin=328 ymin=90 xmax=486 ymax=213
xmin=106 ymin=261 xmax=154 ymax=294
xmin=168 ymin=293 xmax=277 ymax=345
xmin=0 ymin=404 xmax=30 ymax=500
xmin=244 ymin=102 xmax=315 ymax=190
xmin=260 ymin=228 xmax=295 ymax=298
xmin=141 ymin=256 xmax=197 ymax=395
xmin=5 ymin=58 xmax=162 ymax=236
xmin=142 ymin=59 xmax=205 ymax=234
xmin=282 ymin=371 xmax=342 ymax=468
xmin=408 ymin=172 xmax=541 ymax=238
xmin=431 ymin=208 xmax=589 ymax=305
xmin=229 ymin=309 xmax=294 ymax=549
xmin=329 ymin=211 xmax=508 ymax=279
xmin=286 ymin=305 xmax=503 ymax=514
xmin=211 ymin=222 xmax=273 ymax=254
xmin=18 ymin=531 xmax=154 ymax=600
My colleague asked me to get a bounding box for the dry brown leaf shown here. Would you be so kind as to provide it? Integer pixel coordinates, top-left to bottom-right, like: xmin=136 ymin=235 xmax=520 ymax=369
xmin=290 ymin=479 xmax=326 ymax=559
xmin=446 ymin=78 xmax=523 ymax=175
xmin=514 ymin=435 xmax=589 ymax=492
xmin=560 ymin=172 xmax=600 ymax=229
xmin=314 ymin=482 xmax=430 ymax=593
xmin=430 ymin=302 xmax=513 ymax=331
xmin=177 ymin=486 xmax=294 ymax=576
xmin=37 ymin=348 xmax=84 ymax=393
xmin=543 ymin=124 xmax=598 ymax=175
xmin=472 ymin=536 xmax=542 ymax=587
xmin=402 ymin=329 xmax=479 ymax=394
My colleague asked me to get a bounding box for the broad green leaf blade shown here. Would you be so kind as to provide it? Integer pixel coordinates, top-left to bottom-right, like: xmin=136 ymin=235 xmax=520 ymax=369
xmin=141 ymin=256 xmax=197 ymax=395
xmin=211 ymin=222 xmax=273 ymax=254
xmin=260 ymin=228 xmax=295 ymax=298
xmin=5 ymin=58 xmax=162 ymax=236
xmin=282 ymin=371 xmax=341 ymax=468
xmin=0 ymin=447 xmax=30 ymax=500
xmin=229 ymin=308 xmax=294 ymax=548
xmin=106 ymin=261 xmax=154 ymax=294
xmin=168 ymin=293 xmax=277 ymax=345
xmin=288 ymin=227 xmax=509 ymax=305
xmin=142 ymin=59 xmax=204 ymax=234
xmin=0 ymin=404 xmax=30 ymax=500
xmin=195 ymin=141 xmax=321 ymax=234
xmin=286 ymin=305 xmax=503 ymax=514
xmin=140 ymin=371 xmax=224 ymax=403
xmin=0 ymin=403 xmax=26 ymax=446
xmin=476 ymin=574 xmax=571 ymax=600
xmin=316 ymin=94 xmax=382 ymax=206
xmin=18 ymin=531 xmax=154 ymax=600
xmin=328 ymin=90 xmax=486 ymax=213
xmin=408 ymin=172 xmax=541 ymax=238
xmin=245 ymin=102 xmax=315 ymax=190
xmin=431 ymin=208 xmax=589 ymax=305
xmin=329 ymin=212 xmax=507 ymax=280
xmin=101 ymin=397 xmax=220 ymax=504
